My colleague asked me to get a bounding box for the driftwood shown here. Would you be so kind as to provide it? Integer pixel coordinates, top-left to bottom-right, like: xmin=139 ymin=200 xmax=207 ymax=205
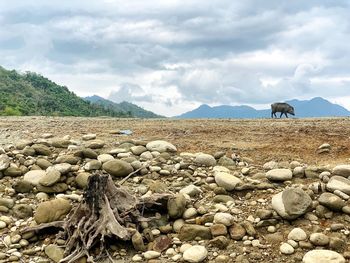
xmin=22 ymin=173 xmax=171 ymax=263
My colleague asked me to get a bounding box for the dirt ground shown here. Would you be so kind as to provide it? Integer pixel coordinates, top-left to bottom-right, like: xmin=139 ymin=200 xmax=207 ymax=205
xmin=1 ymin=116 xmax=349 ymax=166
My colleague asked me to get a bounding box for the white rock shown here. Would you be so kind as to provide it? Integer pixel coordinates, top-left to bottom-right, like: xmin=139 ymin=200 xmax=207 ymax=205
xmin=266 ymin=168 xmax=292 ymax=181
xmin=280 ymin=243 xmax=294 ymax=254
xmin=332 ymin=165 xmax=350 ymax=177
xmin=132 ymin=254 xmax=143 ymax=262
xmin=23 ymin=170 xmax=46 ymax=185
xmin=214 ymin=172 xmax=242 ymax=191
xmin=183 ymin=245 xmax=208 ymax=263
xmin=327 ymin=176 xmax=350 ymax=194
xmin=180 ymin=185 xmax=202 ymax=197
xmin=263 ymin=161 xmax=278 ymax=170
xmin=0 ymin=221 xmax=6 ymax=229
xmin=214 ymin=212 xmax=234 ymax=226
xmin=288 ymin=228 xmax=307 ymax=241
xmin=180 ymin=244 xmax=192 ymax=253
xmin=146 ymin=140 xmax=177 ymax=153
xmin=302 ymin=249 xmax=345 ymax=263
xmin=194 ymin=153 xmax=216 ymax=167
xmin=183 ymin=208 xmax=198 ymax=219
xmin=143 ymin=250 xmax=161 ymax=259
xmin=97 ymin=154 xmax=114 ymax=163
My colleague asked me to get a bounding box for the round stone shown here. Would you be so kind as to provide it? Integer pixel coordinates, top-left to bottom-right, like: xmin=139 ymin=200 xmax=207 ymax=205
xmin=214 ymin=172 xmax=242 ymax=191
xmin=183 ymin=245 xmax=208 ymax=262
xmin=280 ymin=242 xmax=294 ymax=254
xmin=266 ymin=168 xmax=293 ymax=181
xmin=302 ymin=249 xmax=345 ymax=263
xmin=288 ymin=228 xmax=307 ymax=241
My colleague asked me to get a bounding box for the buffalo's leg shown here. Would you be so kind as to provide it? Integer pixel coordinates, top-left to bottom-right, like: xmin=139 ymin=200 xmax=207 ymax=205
xmin=279 ymin=112 xmax=283 ymax=118
xmin=285 ymin=112 xmax=288 ymax=118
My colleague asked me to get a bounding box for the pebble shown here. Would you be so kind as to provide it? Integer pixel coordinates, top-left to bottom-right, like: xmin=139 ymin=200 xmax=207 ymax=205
xmin=182 ymin=245 xmax=208 ymax=263
xmin=143 ymin=251 xmax=161 ymax=259
xmin=280 ymin=242 xmax=294 ymax=254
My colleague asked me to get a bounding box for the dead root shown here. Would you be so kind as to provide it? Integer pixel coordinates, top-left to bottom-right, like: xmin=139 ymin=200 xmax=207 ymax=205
xmin=22 ymin=172 xmax=171 ymax=263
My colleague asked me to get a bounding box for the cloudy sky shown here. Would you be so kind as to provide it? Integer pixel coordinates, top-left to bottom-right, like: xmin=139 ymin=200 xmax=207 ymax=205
xmin=1 ymin=0 xmax=350 ymax=116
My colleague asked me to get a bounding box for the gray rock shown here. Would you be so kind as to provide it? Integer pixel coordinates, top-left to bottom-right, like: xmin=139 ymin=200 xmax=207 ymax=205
xmin=53 ymin=163 xmax=72 ymax=174
xmin=309 ymin=233 xmax=329 ymax=246
xmin=213 ymin=195 xmax=234 ymax=203
xmin=4 ymin=166 xmax=23 ymax=177
xmin=84 ymin=160 xmax=102 ymax=171
xmin=75 ymin=172 xmax=92 ymax=189
xmin=229 ymin=223 xmax=246 ymax=240
xmin=13 ymin=180 xmax=34 ymax=193
xmin=97 ymin=154 xmax=114 ymax=163
xmin=183 ymin=245 xmax=208 ymax=262
xmin=0 ymin=198 xmax=14 ymax=208
xmin=0 ymin=154 xmax=10 ymax=171
xmin=13 ymin=204 xmax=33 ymax=219
xmin=263 ymin=161 xmax=278 ymax=170
xmin=32 ymin=144 xmax=51 ymax=156
xmin=179 ymin=225 xmax=212 ymax=241
xmin=327 ymin=176 xmax=350 ymax=194
xmin=36 ymin=158 xmax=53 ymax=169
xmin=302 ymin=249 xmax=345 ymax=263
xmin=23 ymin=170 xmax=47 ymax=185
xmin=146 ymin=140 xmax=177 ymax=153
xmin=82 ymin=134 xmax=96 ymax=141
xmin=132 ymin=231 xmax=145 ymax=251
xmin=168 ymin=194 xmax=186 ymax=219
xmin=280 ymin=243 xmax=294 ymax=255
xmin=179 ymin=185 xmax=202 ymax=197
xmin=55 ymin=155 xmax=80 ymax=165
xmin=130 ymin=145 xmax=147 ymax=155
xmin=213 ymin=213 xmax=234 ymax=226
xmin=44 ymin=244 xmax=64 ymax=263
xmin=332 ymin=165 xmax=350 ymax=177
xmin=288 ymin=228 xmax=307 ymax=241
xmin=39 ymin=168 xmax=61 ymax=186
xmin=194 ymin=153 xmax=216 ymax=167
xmin=51 ymin=139 xmax=71 ymax=148
xmin=272 ymin=188 xmax=312 ymax=220
xmin=266 ymin=168 xmax=292 ymax=181
xmin=214 ymin=171 xmax=242 ymax=191
xmin=34 ymin=198 xmax=71 ymax=223
xmin=36 ymin=183 xmax=68 ymax=193
xmin=102 ymin=160 xmax=134 ymax=177
xmin=318 ymin=192 xmax=346 ymax=211
xmin=85 ymin=139 xmax=105 ymax=149
xmin=217 ymin=156 xmax=235 ymax=167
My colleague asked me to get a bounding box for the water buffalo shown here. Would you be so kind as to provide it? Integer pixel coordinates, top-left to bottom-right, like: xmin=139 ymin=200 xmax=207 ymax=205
xmin=271 ymin=103 xmax=295 ymax=118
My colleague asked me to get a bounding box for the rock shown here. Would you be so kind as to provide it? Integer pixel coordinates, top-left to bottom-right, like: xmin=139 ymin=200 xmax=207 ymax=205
xmin=23 ymin=170 xmax=47 ymax=185
xmin=213 ymin=195 xmax=234 ymax=203
xmin=213 ymin=213 xmax=234 ymax=226
xmin=85 ymin=139 xmax=105 ymax=149
xmin=309 ymin=233 xmax=329 ymax=246
xmin=39 ymin=168 xmax=61 ymax=186
xmin=179 ymin=225 xmax=212 ymax=241
xmin=55 ymin=155 xmax=80 ymax=164
xmin=214 ymin=171 xmax=242 ymax=191
xmin=132 ymin=232 xmax=145 ymax=251
xmin=333 ymin=165 xmax=350 ymax=177
xmin=263 ymin=161 xmax=278 ymax=170
xmin=53 ymin=163 xmax=72 ymax=174
xmin=32 ymin=144 xmax=51 ymax=156
xmin=288 ymin=228 xmax=307 ymax=241
xmin=130 ymin=146 xmax=147 ymax=155
xmin=179 ymin=185 xmax=202 ymax=197
xmin=210 ymin=224 xmax=227 ymax=236
xmin=318 ymin=192 xmax=346 ymax=211
xmin=194 ymin=153 xmax=216 ymax=167
xmin=36 ymin=183 xmax=68 ymax=193
xmin=0 ymin=154 xmax=10 ymax=171
xmin=293 ymin=166 xmax=305 ymax=177
xmin=51 ymin=139 xmax=71 ymax=148
xmin=271 ymin=188 xmax=312 ymax=220
xmin=327 ymin=176 xmax=350 ymax=194
xmin=0 ymin=198 xmax=14 ymax=208
xmin=168 ymin=194 xmax=186 ymax=219
xmin=4 ymin=166 xmax=23 ymax=177
xmin=266 ymin=168 xmax=292 ymax=181
xmin=229 ymin=223 xmax=246 ymax=240
xmin=44 ymin=244 xmax=64 ymax=263
xmin=36 ymin=158 xmax=53 ymax=169
xmin=146 ymin=140 xmax=177 ymax=153
xmin=13 ymin=180 xmax=34 ymax=193
xmin=102 ymin=160 xmax=133 ymax=177
xmin=76 ymin=148 xmax=98 ymax=159
xmin=82 ymin=134 xmax=96 ymax=141
xmin=280 ymin=243 xmax=294 ymax=254
xmin=34 ymin=198 xmax=72 ymax=223
xmin=302 ymin=249 xmax=345 ymax=263
xmin=153 ymin=235 xmax=172 ymax=252
xmin=143 ymin=251 xmax=160 ymax=259
xmin=75 ymin=172 xmax=92 ymax=188
xmin=217 ymin=156 xmax=235 ymax=167
xmin=84 ymin=160 xmax=102 ymax=171
xmin=13 ymin=204 xmax=33 ymax=219
xmin=183 ymin=208 xmax=198 ymax=219
xmin=97 ymin=154 xmax=114 ymax=163
xmin=183 ymin=245 xmax=208 ymax=262
xmin=241 ymin=221 xmax=256 ymax=236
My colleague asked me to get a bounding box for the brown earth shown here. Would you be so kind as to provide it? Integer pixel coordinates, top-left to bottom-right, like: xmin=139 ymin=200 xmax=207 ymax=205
xmin=1 ymin=116 xmax=349 ymax=165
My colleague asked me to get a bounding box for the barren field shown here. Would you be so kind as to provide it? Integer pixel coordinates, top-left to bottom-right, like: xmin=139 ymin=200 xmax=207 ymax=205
xmin=1 ymin=116 xmax=350 ymax=165
xmin=1 ymin=116 xmax=350 ymax=263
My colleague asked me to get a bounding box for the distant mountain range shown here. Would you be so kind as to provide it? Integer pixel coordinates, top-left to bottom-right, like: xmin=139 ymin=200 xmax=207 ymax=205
xmin=84 ymin=95 xmax=162 ymax=118
xmin=176 ymin=97 xmax=350 ymax=118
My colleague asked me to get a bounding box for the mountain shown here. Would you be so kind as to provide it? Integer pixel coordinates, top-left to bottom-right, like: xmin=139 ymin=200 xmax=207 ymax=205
xmin=84 ymin=95 xmax=162 ymax=118
xmin=0 ymin=66 xmax=129 ymax=117
xmin=177 ymin=97 xmax=350 ymax=118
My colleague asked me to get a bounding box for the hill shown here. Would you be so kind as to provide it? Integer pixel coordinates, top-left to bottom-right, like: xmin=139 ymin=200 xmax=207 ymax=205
xmin=177 ymin=97 xmax=350 ymax=118
xmin=0 ymin=66 xmax=129 ymax=117
xmin=84 ymin=95 xmax=162 ymax=118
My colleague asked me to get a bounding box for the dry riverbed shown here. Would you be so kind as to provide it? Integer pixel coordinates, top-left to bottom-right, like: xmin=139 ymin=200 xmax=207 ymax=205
xmin=0 ymin=116 xmax=350 ymax=262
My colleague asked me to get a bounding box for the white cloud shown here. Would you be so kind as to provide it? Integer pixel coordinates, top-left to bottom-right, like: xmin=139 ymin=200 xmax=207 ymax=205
xmin=0 ymin=1 xmax=350 ymax=116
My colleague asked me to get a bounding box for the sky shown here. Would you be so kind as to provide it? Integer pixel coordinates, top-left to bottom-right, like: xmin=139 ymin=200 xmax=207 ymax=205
xmin=1 ymin=0 xmax=350 ymax=116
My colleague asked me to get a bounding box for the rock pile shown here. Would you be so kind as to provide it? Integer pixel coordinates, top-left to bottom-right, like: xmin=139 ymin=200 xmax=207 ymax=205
xmin=0 ymin=134 xmax=350 ymax=262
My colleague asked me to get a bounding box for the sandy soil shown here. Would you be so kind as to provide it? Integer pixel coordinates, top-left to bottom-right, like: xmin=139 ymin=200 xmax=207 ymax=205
xmin=1 ymin=116 xmax=349 ymax=166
